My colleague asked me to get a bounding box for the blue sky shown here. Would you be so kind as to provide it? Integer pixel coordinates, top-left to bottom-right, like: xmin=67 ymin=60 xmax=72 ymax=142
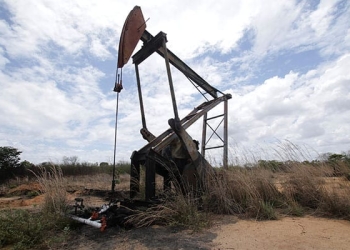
xmin=0 ymin=0 xmax=349 ymax=165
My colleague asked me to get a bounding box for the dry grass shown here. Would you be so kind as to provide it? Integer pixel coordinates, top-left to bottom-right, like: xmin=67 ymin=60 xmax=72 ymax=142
xmin=32 ymin=165 xmax=68 ymax=214
xmin=127 ymin=166 xmax=281 ymax=231
xmin=202 ymin=168 xmax=282 ymax=219
xmin=126 ymin=192 xmax=210 ymax=231
xmin=66 ymin=173 xmax=117 ymax=191
xmin=282 ymin=166 xmax=326 ymax=208
xmin=1 ymin=161 xmax=349 ymax=249
xmin=3 ymin=145 xmax=350 ymax=236
xmin=278 ymin=165 xmax=350 ymax=219
xmin=126 ymin=159 xmax=350 ymax=230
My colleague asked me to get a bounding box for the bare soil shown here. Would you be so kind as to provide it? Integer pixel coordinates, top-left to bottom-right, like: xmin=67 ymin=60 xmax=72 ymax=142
xmin=1 ymin=178 xmax=350 ymax=250
xmin=211 ymin=215 xmax=350 ymax=250
xmin=55 ymin=215 xmax=350 ymax=250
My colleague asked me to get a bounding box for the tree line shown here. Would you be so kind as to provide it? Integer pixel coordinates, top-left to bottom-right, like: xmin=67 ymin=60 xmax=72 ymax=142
xmin=1 ymin=146 xmax=350 ymax=183
xmin=0 ymin=146 xmax=130 ymax=183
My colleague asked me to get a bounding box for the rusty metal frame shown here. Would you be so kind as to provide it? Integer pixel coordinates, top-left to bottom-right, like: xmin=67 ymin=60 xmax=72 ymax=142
xmin=129 ymin=25 xmax=231 ymax=200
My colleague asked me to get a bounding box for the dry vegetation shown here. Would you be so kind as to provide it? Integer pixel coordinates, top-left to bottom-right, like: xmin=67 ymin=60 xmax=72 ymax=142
xmin=33 ymin=165 xmax=69 ymax=214
xmin=1 ymin=148 xmax=350 ymax=249
xmin=126 ymin=160 xmax=350 ymax=231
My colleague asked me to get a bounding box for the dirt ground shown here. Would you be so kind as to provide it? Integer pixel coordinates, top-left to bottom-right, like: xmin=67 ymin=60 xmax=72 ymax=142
xmin=1 ymin=179 xmax=350 ymax=250
xmin=59 ymin=215 xmax=350 ymax=250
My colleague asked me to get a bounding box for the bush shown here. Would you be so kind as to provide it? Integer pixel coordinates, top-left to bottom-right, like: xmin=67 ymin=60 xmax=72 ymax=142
xmin=116 ymin=161 xmax=131 ymax=175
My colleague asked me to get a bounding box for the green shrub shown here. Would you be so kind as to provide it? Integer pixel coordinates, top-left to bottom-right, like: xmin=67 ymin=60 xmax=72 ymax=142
xmin=116 ymin=162 xmax=131 ymax=175
xmin=257 ymin=201 xmax=278 ymax=220
xmin=0 ymin=209 xmax=72 ymax=249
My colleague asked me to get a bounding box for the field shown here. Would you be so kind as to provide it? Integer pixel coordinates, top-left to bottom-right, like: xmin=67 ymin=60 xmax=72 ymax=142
xmin=1 ymin=160 xmax=350 ymax=249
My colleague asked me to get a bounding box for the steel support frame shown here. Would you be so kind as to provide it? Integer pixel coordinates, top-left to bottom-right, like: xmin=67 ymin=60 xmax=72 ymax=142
xmin=130 ymin=29 xmax=231 ymax=199
xmin=132 ymin=31 xmax=181 ymax=200
xmin=201 ymin=98 xmax=229 ymax=169
xmin=138 ymin=30 xmax=219 ymax=99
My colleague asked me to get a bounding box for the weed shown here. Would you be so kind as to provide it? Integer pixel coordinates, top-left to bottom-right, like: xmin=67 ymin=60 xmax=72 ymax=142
xmin=27 ymin=190 xmax=39 ymax=198
xmin=284 ymin=199 xmax=304 ymax=216
xmin=0 ymin=209 xmax=72 ymax=249
xmin=257 ymin=201 xmax=278 ymax=220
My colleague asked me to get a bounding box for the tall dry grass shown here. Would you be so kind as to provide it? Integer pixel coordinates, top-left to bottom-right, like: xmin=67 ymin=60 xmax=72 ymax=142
xmin=126 ymin=142 xmax=350 ymax=230
xmin=282 ymin=165 xmax=327 ymax=209
xmin=283 ymin=165 xmax=350 ymax=219
xmin=126 ymin=192 xmax=210 ymax=231
xmin=127 ymin=166 xmax=281 ymax=231
xmin=32 ymin=165 xmax=68 ymax=214
xmin=202 ymin=167 xmax=282 ymax=219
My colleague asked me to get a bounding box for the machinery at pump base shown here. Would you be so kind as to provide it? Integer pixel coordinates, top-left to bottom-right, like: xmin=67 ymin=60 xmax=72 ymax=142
xmin=69 ymin=6 xmax=232 ymax=231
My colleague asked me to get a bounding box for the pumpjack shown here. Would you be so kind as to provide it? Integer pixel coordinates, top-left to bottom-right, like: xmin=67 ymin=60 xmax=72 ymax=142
xmin=70 ymin=6 xmax=231 ymax=230
xmin=115 ymin=6 xmax=231 ymax=201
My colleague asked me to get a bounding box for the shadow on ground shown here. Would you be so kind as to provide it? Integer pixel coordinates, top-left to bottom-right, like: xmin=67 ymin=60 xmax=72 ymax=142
xmin=62 ymin=224 xmax=218 ymax=250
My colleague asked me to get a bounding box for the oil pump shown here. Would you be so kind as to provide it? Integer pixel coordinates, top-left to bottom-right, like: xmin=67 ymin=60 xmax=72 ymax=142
xmin=70 ymin=6 xmax=232 ymax=230
xmin=115 ymin=6 xmax=232 ymax=201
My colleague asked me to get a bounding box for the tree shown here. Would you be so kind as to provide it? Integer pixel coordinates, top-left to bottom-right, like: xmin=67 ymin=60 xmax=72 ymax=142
xmin=328 ymin=153 xmax=344 ymax=162
xmin=62 ymin=156 xmax=79 ymax=166
xmin=99 ymin=162 xmax=109 ymax=167
xmin=0 ymin=146 xmax=21 ymax=171
xmin=20 ymin=160 xmax=35 ymax=169
xmin=0 ymin=146 xmax=22 ymax=182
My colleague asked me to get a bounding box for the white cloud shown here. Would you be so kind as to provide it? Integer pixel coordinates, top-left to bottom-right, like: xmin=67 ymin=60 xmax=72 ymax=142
xmin=0 ymin=0 xmax=124 ymax=59
xmin=0 ymin=0 xmax=349 ymax=164
xmin=0 ymin=47 xmax=9 ymax=67
xmin=227 ymin=53 xmax=350 ymax=157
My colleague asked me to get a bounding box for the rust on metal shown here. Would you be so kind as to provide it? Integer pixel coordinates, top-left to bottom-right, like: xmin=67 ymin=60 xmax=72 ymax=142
xmin=117 ymin=6 xmax=146 ymax=68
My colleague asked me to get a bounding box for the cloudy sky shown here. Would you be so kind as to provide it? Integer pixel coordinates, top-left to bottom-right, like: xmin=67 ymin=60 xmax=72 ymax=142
xmin=0 ymin=0 xmax=349 ymax=165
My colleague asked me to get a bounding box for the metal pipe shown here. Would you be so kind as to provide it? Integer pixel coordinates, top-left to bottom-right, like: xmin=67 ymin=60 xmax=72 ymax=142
xmin=138 ymin=94 xmax=231 ymax=155
xmin=135 ymin=63 xmax=147 ymax=129
xmin=162 ymin=38 xmax=179 ymax=121
xmin=112 ymin=92 xmax=120 ymax=193
xmin=205 ymin=145 xmax=224 ymax=150
xmin=68 ymin=215 xmax=102 ymax=229
xmin=140 ymin=30 xmax=219 ymax=98
xmin=223 ymin=99 xmax=228 ymax=169
xmin=206 ymin=114 xmax=224 ymax=121
xmin=201 ymin=112 xmax=207 ymax=157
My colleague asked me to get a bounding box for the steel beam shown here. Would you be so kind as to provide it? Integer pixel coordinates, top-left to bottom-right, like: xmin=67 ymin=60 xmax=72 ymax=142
xmin=134 ymin=30 xmax=219 ymax=98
